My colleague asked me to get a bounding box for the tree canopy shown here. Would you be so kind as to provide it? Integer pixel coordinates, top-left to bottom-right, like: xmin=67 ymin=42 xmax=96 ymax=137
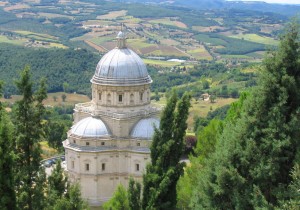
xmin=142 ymin=91 xmax=191 ymax=209
xmin=189 ymin=20 xmax=300 ymax=209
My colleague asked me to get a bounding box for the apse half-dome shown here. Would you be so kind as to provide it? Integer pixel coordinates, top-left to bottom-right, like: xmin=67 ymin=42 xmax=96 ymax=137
xmin=131 ymin=118 xmax=160 ymax=139
xmin=91 ymin=31 xmax=152 ymax=86
xmin=71 ymin=117 xmax=109 ymax=137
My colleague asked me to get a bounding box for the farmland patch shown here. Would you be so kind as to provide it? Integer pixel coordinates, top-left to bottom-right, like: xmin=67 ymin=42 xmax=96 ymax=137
xmin=192 ymin=26 xmax=226 ymax=32
xmin=97 ymin=10 xmax=127 ymax=20
xmin=38 ymin=12 xmax=73 ymax=19
xmin=4 ymin=3 xmax=30 ymax=11
xmin=0 ymin=35 xmax=27 ymax=45
xmin=187 ymin=46 xmax=212 ymax=60
xmin=149 ymin=18 xmax=187 ymax=29
xmin=229 ymin=33 xmax=278 ymax=46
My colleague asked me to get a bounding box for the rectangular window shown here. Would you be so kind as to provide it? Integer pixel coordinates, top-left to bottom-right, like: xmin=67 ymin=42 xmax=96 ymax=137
xmin=101 ymin=142 xmax=105 ymax=146
xmin=73 ymin=140 xmax=76 ymax=144
xmin=86 ymin=142 xmax=89 ymax=146
xmin=99 ymin=92 xmax=102 ymax=100
xmin=137 ymin=142 xmax=140 ymax=146
xmin=136 ymin=164 xmax=140 ymax=171
xmin=71 ymin=161 xmax=74 ymax=169
xmin=118 ymin=94 xmax=123 ymax=102
xmin=102 ymin=163 xmax=105 ymax=171
xmin=140 ymin=93 xmax=143 ymax=101
xmin=86 ymin=163 xmax=89 ymax=171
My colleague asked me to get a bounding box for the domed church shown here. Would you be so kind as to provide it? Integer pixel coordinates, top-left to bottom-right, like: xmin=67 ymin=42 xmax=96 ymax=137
xmin=63 ymin=31 xmax=160 ymax=206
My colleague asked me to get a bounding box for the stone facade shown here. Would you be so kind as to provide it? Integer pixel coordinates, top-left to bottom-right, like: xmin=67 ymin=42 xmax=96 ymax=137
xmin=63 ymin=32 xmax=160 ymax=206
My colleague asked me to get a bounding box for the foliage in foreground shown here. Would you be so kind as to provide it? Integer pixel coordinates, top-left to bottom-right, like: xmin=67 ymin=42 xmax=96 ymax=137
xmin=0 ymin=66 xmax=87 ymax=209
xmin=0 ymin=83 xmax=16 ymax=210
xmin=188 ymin=21 xmax=300 ymax=209
xmin=143 ymin=92 xmax=191 ymax=209
xmin=14 ymin=66 xmax=48 ymax=210
xmin=103 ymin=184 xmax=129 ymax=210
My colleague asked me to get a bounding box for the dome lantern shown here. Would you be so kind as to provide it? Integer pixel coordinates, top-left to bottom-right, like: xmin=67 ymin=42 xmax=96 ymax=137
xmin=116 ymin=31 xmax=126 ymax=49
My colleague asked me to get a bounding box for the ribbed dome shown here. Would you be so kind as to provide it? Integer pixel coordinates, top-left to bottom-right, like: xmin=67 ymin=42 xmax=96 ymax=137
xmin=131 ymin=118 xmax=160 ymax=139
xmin=71 ymin=117 xmax=109 ymax=137
xmin=91 ymin=32 xmax=152 ymax=86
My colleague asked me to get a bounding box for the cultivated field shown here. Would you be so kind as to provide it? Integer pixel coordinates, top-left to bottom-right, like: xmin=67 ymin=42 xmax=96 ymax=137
xmin=4 ymin=3 xmax=30 ymax=11
xmin=229 ymin=33 xmax=278 ymax=46
xmin=15 ymin=30 xmax=58 ymax=42
xmin=152 ymin=96 xmax=237 ymax=131
xmin=0 ymin=35 xmax=27 ymax=45
xmin=187 ymin=46 xmax=213 ymax=60
xmin=143 ymin=59 xmax=181 ymax=67
xmin=1 ymin=92 xmax=90 ymax=106
xmin=149 ymin=18 xmax=187 ymax=29
xmin=97 ymin=10 xmax=127 ymax=20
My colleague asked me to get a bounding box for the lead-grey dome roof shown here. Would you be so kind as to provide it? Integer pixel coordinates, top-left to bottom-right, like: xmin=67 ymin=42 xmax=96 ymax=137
xmin=91 ymin=32 xmax=152 ymax=86
xmin=71 ymin=117 xmax=109 ymax=137
xmin=131 ymin=118 xmax=160 ymax=139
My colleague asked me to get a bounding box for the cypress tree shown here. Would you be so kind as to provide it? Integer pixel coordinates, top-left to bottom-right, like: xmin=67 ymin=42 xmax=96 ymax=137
xmin=0 ymin=83 xmax=16 ymax=210
xmin=128 ymin=178 xmax=141 ymax=210
xmin=14 ymin=66 xmax=47 ymax=210
xmin=142 ymin=92 xmax=191 ymax=210
xmin=53 ymin=183 xmax=88 ymax=210
xmin=48 ymin=159 xmax=67 ymax=196
xmin=46 ymin=159 xmax=68 ymax=209
xmin=190 ymin=21 xmax=300 ymax=209
xmin=103 ymin=184 xmax=129 ymax=210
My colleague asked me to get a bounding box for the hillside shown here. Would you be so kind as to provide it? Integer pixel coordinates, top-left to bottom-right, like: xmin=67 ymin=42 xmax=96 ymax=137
xmin=0 ymin=0 xmax=287 ymax=112
xmin=0 ymin=0 xmax=291 ymax=64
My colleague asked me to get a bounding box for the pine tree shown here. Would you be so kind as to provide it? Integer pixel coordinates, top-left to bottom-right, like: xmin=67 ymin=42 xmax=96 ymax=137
xmin=0 ymin=83 xmax=16 ymax=210
xmin=128 ymin=178 xmax=141 ymax=210
xmin=190 ymin=21 xmax=300 ymax=209
xmin=14 ymin=66 xmax=47 ymax=210
xmin=142 ymin=92 xmax=191 ymax=210
xmin=277 ymin=164 xmax=300 ymax=209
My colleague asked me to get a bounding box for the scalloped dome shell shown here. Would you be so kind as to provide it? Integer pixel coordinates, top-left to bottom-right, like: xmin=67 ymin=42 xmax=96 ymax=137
xmin=71 ymin=117 xmax=109 ymax=137
xmin=131 ymin=118 xmax=160 ymax=139
xmin=91 ymin=48 xmax=152 ymax=86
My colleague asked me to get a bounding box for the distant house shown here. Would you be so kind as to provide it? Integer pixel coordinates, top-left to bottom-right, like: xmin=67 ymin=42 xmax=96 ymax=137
xmin=201 ymin=93 xmax=210 ymax=101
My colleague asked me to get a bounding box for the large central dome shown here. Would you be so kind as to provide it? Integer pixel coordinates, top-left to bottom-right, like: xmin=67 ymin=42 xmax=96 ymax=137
xmin=91 ymin=31 xmax=152 ymax=86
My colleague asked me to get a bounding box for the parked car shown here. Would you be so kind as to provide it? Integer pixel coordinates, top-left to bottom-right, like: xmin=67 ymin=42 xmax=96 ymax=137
xmin=60 ymin=156 xmax=65 ymax=161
